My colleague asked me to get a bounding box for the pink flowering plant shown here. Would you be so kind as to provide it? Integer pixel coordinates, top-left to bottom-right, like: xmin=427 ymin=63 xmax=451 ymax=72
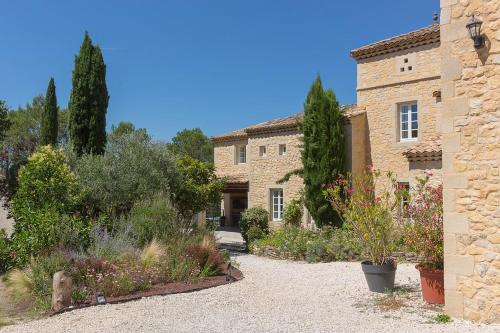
xmin=325 ymin=168 xmax=405 ymax=265
xmin=401 ymin=176 xmax=443 ymax=269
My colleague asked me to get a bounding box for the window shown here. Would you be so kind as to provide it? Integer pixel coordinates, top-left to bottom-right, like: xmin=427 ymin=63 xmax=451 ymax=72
xmin=279 ymin=144 xmax=287 ymax=156
xmin=271 ymin=189 xmax=284 ymax=221
xmin=237 ymin=145 xmax=246 ymax=164
xmin=259 ymin=145 xmax=267 ymax=157
xmin=399 ymin=103 xmax=418 ymax=141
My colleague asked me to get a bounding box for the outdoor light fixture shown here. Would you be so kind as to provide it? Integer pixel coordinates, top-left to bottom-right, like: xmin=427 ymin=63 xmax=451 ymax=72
xmin=466 ymin=15 xmax=484 ymax=49
xmin=96 ymin=291 xmax=107 ymax=305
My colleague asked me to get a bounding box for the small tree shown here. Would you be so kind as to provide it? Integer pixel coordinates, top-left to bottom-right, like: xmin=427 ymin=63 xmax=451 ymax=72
xmin=9 ymin=146 xmax=87 ymax=267
xmin=173 ymin=156 xmax=225 ymax=220
xmin=12 ymin=146 xmax=81 ymax=215
xmin=301 ymin=76 xmax=345 ymax=227
xmin=168 ymin=128 xmax=214 ymax=163
xmin=41 ymin=78 xmax=58 ymax=146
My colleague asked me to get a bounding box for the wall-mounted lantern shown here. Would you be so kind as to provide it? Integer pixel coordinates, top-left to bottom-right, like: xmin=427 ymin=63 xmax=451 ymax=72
xmin=466 ymin=15 xmax=485 ymax=49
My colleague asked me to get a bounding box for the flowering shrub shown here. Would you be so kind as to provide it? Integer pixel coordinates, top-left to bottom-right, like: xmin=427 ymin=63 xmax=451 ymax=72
xmin=401 ymin=176 xmax=443 ymax=269
xmin=325 ymin=168 xmax=405 ymax=265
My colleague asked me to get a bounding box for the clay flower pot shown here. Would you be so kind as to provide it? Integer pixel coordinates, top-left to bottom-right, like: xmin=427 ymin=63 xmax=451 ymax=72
xmin=361 ymin=260 xmax=397 ymax=293
xmin=416 ymin=265 xmax=444 ymax=304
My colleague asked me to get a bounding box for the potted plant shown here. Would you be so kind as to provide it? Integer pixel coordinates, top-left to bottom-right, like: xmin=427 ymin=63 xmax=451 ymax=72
xmin=402 ymin=176 xmax=444 ymax=304
xmin=325 ymin=168 xmax=402 ymax=292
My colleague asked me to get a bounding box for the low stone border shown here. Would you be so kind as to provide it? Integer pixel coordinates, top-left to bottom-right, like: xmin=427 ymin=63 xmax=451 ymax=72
xmin=50 ymin=267 xmax=243 ymax=316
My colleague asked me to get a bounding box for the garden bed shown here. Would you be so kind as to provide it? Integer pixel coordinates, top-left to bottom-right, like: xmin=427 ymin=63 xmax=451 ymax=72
xmin=52 ymin=266 xmax=243 ymax=315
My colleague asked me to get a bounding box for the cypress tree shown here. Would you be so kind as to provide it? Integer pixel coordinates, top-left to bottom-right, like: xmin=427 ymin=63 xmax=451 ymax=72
xmin=41 ymin=78 xmax=58 ymax=146
xmin=87 ymin=45 xmax=108 ymax=155
xmin=301 ymin=76 xmax=345 ymax=227
xmin=69 ymin=32 xmax=109 ymax=155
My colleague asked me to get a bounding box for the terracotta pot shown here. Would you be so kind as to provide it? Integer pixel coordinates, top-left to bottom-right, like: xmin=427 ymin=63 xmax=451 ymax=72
xmin=416 ymin=265 xmax=444 ymax=304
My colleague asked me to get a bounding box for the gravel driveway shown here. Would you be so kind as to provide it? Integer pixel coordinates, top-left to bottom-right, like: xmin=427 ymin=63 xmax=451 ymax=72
xmin=2 ymin=254 xmax=497 ymax=333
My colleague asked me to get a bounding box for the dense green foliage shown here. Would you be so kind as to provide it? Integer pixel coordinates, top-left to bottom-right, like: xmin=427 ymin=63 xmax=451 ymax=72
xmin=75 ymin=130 xmax=179 ymax=217
xmin=283 ymin=198 xmax=303 ymax=226
xmin=174 ymin=156 xmax=225 ymax=220
xmin=6 ymin=146 xmax=90 ymax=268
xmin=0 ymin=96 xmax=68 ymax=199
xmin=0 ymin=100 xmax=11 ymax=143
xmin=239 ymin=207 xmax=269 ymax=243
xmin=251 ymin=226 xmax=364 ymax=263
xmin=168 ymin=128 xmax=214 ymax=162
xmin=109 ymin=121 xmax=138 ymax=140
xmin=301 ymin=76 xmax=344 ymax=227
xmin=40 ymin=78 xmax=58 ymax=146
xmin=119 ymin=193 xmax=178 ymax=247
xmin=68 ymin=32 xmax=109 ymax=156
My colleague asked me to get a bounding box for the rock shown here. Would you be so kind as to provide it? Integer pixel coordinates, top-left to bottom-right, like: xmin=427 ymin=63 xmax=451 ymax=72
xmin=52 ymin=271 xmax=72 ymax=312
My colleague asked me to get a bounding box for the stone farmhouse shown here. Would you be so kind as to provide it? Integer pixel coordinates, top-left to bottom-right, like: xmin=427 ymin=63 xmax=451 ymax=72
xmin=214 ymin=0 xmax=499 ymax=323
xmin=214 ymin=22 xmax=443 ymax=227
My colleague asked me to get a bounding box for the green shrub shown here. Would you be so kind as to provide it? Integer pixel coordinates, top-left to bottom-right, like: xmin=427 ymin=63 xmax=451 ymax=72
xmin=6 ymin=146 xmax=89 ymax=268
xmin=239 ymin=207 xmax=269 ymax=243
xmin=305 ymin=237 xmax=329 ymax=263
xmin=12 ymin=145 xmax=82 ymax=215
xmin=0 ymin=229 xmax=12 ymax=273
xmin=246 ymin=225 xmax=266 ymax=244
xmin=283 ymin=199 xmax=303 ymax=227
xmin=119 ymin=193 xmax=178 ymax=247
xmin=252 ymin=226 xmax=364 ymax=262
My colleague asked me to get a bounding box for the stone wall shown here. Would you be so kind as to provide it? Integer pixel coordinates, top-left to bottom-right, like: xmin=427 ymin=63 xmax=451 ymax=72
xmin=247 ymin=130 xmax=307 ymax=227
xmin=440 ymin=0 xmax=500 ymax=323
xmin=357 ymin=44 xmax=441 ymax=90
xmin=356 ymin=42 xmax=443 ymax=187
xmin=213 ymin=138 xmax=249 ymax=179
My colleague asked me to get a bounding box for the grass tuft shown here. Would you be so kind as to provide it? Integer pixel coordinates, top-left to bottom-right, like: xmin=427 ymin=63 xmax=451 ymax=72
xmin=3 ymin=269 xmax=33 ymax=300
xmin=433 ymin=314 xmax=452 ymax=323
xmin=140 ymin=239 xmax=165 ymax=268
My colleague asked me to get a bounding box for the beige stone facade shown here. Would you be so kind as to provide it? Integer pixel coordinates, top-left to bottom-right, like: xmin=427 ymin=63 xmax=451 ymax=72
xmin=439 ymin=0 xmax=500 ymax=323
xmin=213 ymin=117 xmax=308 ymax=228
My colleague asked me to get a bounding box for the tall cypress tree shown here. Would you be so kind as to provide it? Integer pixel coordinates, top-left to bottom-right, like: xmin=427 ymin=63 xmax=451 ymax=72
xmin=41 ymin=78 xmax=58 ymax=146
xmin=69 ymin=32 xmax=109 ymax=155
xmin=301 ymin=76 xmax=345 ymax=227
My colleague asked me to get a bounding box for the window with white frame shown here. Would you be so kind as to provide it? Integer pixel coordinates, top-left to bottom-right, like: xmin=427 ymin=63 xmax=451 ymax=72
xmin=399 ymin=103 xmax=418 ymax=141
xmin=271 ymin=189 xmax=283 ymax=221
xmin=237 ymin=145 xmax=246 ymax=164
xmin=279 ymin=144 xmax=287 ymax=156
xmin=259 ymin=145 xmax=267 ymax=157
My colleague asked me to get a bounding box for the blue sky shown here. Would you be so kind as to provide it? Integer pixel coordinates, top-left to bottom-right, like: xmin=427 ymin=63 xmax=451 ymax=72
xmin=1 ymin=0 xmax=439 ymax=141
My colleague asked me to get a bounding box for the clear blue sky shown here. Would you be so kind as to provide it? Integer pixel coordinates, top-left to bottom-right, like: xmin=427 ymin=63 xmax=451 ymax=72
xmin=1 ymin=0 xmax=439 ymax=141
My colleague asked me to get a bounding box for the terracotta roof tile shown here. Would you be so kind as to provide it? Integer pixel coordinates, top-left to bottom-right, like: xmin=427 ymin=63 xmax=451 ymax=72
xmin=212 ymin=105 xmax=365 ymax=143
xmin=351 ymin=24 xmax=440 ymax=60
xmin=403 ymin=135 xmax=442 ymax=161
xmin=223 ymin=174 xmax=249 ymax=184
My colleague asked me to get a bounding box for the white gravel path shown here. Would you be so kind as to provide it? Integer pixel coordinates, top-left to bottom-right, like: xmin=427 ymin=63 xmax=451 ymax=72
xmin=2 ymin=254 xmax=498 ymax=333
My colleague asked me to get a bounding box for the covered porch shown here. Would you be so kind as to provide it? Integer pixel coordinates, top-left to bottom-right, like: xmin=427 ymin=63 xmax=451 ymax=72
xmin=221 ymin=175 xmax=248 ymax=228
